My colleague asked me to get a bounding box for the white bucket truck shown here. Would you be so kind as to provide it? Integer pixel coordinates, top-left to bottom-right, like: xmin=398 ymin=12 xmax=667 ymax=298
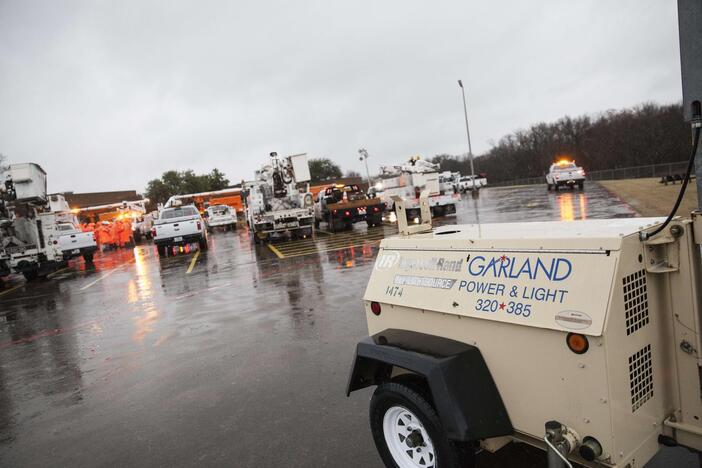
xmin=0 ymin=163 xmax=69 ymax=280
xmin=378 ymin=157 xmax=460 ymax=221
xmin=244 ymin=152 xmax=315 ymax=243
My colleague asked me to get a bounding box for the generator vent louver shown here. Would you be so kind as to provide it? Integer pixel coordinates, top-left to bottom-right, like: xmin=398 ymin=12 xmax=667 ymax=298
xmin=623 ymin=269 xmax=649 ymax=336
xmin=629 ymin=344 xmax=653 ymax=412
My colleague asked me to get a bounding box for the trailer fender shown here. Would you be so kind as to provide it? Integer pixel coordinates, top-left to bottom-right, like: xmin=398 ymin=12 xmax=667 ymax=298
xmin=346 ymin=328 xmax=512 ymax=441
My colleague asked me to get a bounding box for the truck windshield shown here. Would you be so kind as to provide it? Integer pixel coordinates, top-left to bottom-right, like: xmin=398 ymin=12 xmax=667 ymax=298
xmin=208 ymin=206 xmax=229 ymax=215
xmin=161 ymin=207 xmax=198 ymax=219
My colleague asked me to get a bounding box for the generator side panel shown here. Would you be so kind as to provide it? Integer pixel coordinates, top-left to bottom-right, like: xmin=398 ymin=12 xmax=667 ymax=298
xmin=603 ymin=234 xmax=679 ymax=466
xmin=364 ymin=302 xmax=615 ymax=457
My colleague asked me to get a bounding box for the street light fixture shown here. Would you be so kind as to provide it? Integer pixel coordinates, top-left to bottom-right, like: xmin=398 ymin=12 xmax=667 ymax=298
xmin=358 ymin=148 xmax=372 ymax=189
xmin=458 ymin=80 xmax=477 ymax=193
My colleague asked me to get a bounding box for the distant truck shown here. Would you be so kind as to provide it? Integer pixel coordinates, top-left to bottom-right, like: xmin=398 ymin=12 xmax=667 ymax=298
xmin=314 ymin=184 xmax=384 ymax=232
xmin=205 ymin=204 xmax=237 ymax=231
xmin=0 ymin=163 xmax=70 ymax=280
xmin=57 ymin=222 xmax=98 ymax=262
xmin=546 ymin=160 xmax=585 ymax=190
xmin=378 ymin=157 xmax=459 ymax=219
xmin=244 ymin=152 xmax=315 ymax=243
xmin=152 ymin=205 xmax=208 ymax=256
xmin=457 ymin=174 xmax=487 ymax=192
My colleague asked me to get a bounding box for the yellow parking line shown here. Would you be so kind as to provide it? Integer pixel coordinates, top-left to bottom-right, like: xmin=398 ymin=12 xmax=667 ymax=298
xmin=79 ymin=257 xmax=135 ymax=291
xmin=46 ymin=266 xmax=71 ymax=279
xmin=0 ymin=285 xmax=22 ymax=298
xmin=267 ymin=243 xmax=285 ymax=259
xmin=80 ymin=268 xmax=119 ymax=291
xmin=283 ymin=239 xmax=383 ymax=258
xmin=186 ymin=250 xmax=201 ymax=274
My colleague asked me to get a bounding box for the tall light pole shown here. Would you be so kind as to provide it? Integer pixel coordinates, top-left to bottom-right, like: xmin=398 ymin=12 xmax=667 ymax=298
xmin=458 ymin=80 xmax=476 ymax=183
xmin=358 ymin=148 xmax=371 ymax=189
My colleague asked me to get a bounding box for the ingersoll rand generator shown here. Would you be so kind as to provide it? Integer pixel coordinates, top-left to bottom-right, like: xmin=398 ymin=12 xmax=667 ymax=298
xmin=347 ymin=3 xmax=702 ymax=467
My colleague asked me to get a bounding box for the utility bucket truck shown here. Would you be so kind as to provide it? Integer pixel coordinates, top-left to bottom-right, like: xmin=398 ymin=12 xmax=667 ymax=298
xmin=378 ymin=157 xmax=459 ymax=221
xmin=244 ymin=152 xmax=315 ymax=243
xmin=347 ymin=4 xmax=702 ymax=466
xmin=0 ymin=163 xmax=69 ymax=280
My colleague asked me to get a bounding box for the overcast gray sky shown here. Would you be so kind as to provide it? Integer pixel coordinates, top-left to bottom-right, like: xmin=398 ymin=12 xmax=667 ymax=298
xmin=0 ymin=0 xmax=683 ymax=194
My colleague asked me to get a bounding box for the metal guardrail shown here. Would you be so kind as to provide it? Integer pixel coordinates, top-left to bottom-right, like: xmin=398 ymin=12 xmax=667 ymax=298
xmin=489 ymin=161 xmax=691 ymax=188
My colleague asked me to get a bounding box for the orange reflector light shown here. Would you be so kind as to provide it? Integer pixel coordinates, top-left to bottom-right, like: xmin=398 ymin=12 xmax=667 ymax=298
xmin=370 ymin=301 xmax=381 ymax=315
xmin=566 ymin=333 xmax=589 ymax=354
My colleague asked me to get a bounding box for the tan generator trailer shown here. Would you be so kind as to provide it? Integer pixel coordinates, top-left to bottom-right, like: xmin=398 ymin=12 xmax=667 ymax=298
xmin=348 ymin=195 xmax=702 ymax=468
xmin=347 ymin=3 xmax=702 ymax=466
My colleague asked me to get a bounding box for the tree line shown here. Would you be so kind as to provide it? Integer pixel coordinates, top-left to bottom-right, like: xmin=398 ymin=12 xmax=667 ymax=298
xmin=432 ymin=102 xmax=690 ymax=182
xmin=145 ymin=169 xmax=229 ymax=205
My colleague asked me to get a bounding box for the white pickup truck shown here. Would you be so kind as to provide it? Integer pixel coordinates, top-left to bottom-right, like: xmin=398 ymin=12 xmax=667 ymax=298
xmin=57 ymin=223 xmax=98 ymax=263
xmin=546 ymin=160 xmax=585 ymax=190
xmin=152 ymin=205 xmax=208 ymax=256
xmin=205 ymin=204 xmax=237 ymax=231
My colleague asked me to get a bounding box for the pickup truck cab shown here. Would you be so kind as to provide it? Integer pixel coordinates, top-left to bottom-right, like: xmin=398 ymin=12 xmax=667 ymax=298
xmin=457 ymin=175 xmax=487 ymax=192
xmin=205 ymin=204 xmax=237 ymax=231
xmin=152 ymin=205 xmax=208 ymax=256
xmin=546 ymin=160 xmax=585 ymax=190
xmin=57 ymin=223 xmax=98 ymax=262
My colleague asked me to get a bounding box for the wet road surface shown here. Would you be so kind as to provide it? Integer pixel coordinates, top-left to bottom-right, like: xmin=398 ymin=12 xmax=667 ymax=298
xmin=0 ymin=184 xmax=696 ymax=467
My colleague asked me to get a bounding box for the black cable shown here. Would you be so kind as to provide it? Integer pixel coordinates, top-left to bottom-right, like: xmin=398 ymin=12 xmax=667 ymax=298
xmin=641 ymin=125 xmax=701 ymax=240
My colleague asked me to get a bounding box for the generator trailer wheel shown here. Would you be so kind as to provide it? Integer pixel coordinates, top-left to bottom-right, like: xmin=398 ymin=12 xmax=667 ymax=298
xmin=370 ymin=382 xmax=474 ymax=468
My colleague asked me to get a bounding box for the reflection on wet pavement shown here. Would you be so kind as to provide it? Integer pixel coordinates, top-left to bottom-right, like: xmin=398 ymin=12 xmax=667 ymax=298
xmin=0 ymin=184 xmax=675 ymax=467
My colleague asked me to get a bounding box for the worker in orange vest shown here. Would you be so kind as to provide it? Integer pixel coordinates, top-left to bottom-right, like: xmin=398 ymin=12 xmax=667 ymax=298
xmin=110 ymin=221 xmax=122 ymax=248
xmin=120 ymin=219 xmax=132 ymax=248
xmin=95 ymin=222 xmax=106 ymax=251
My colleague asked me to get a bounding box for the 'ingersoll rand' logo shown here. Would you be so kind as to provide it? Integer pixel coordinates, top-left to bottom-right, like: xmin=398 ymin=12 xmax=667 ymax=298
xmin=374 ymin=252 xmax=463 ymax=272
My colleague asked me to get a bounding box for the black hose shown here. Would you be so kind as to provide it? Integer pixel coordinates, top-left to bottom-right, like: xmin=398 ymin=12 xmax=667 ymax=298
xmin=641 ymin=125 xmax=701 ymax=240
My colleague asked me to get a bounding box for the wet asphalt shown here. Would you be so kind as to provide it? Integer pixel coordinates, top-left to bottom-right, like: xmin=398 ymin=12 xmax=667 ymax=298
xmin=0 ymin=183 xmax=697 ymax=467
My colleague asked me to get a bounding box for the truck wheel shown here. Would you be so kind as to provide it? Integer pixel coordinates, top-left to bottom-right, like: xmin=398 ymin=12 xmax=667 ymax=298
xmin=22 ymin=270 xmax=39 ymax=281
xmin=578 ymin=181 xmax=584 ymax=190
xmin=156 ymin=245 xmax=167 ymax=257
xmin=370 ymin=382 xmax=474 ymax=468
xmin=83 ymin=252 xmax=94 ymax=264
xmin=199 ymin=237 xmax=209 ymax=251
xmin=546 ymin=183 xmax=551 ymax=191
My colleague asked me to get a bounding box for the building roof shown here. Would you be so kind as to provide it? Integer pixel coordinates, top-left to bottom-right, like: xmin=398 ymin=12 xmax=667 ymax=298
xmin=60 ymin=190 xmax=143 ymax=209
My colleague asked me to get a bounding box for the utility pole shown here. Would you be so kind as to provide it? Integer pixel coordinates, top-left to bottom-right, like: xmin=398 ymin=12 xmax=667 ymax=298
xmin=358 ymin=148 xmax=372 ymax=190
xmin=677 ymin=0 xmax=702 ymax=210
xmin=458 ymin=79 xmax=478 ymax=197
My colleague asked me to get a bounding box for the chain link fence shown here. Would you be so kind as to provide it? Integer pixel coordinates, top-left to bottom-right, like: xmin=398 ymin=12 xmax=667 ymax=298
xmin=490 ymin=161 xmax=690 ymax=188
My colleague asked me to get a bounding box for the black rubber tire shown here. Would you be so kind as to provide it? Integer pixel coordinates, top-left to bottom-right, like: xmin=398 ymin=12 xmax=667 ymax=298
xmin=199 ymin=237 xmax=208 ymax=251
xmin=553 ymin=184 xmax=559 ymax=191
xmin=578 ymin=181 xmax=584 ymax=190
xmin=370 ymin=382 xmax=475 ymax=468
xmin=157 ymin=244 xmax=169 ymax=257
xmin=22 ymin=270 xmax=39 ymax=281
xmin=547 ymin=183 xmax=551 ymax=191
